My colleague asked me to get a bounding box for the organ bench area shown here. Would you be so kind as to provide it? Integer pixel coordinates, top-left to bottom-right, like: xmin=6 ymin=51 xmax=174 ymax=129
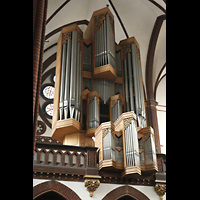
xmin=52 ymin=7 xmax=158 ymax=178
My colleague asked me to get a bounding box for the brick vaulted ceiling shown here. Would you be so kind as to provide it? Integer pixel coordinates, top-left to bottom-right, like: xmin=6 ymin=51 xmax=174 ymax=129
xmin=41 ymin=0 xmax=166 ymax=153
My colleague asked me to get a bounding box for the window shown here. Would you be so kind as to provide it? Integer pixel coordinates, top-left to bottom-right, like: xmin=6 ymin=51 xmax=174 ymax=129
xmin=45 ymin=103 xmax=54 ymax=117
xmin=43 ymin=85 xmax=55 ymax=99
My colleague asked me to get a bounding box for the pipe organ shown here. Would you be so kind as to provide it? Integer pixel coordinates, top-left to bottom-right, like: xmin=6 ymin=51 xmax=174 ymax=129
xmin=95 ymin=13 xmax=116 ymax=69
xmin=59 ymin=30 xmax=82 ymax=122
xmin=52 ymin=7 xmax=158 ymax=177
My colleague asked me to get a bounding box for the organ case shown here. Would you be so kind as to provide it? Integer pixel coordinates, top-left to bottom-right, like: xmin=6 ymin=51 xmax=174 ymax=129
xmin=51 ymin=7 xmax=158 ymax=176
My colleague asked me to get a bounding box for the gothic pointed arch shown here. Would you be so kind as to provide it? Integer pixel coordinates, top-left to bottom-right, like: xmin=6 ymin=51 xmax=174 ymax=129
xmin=33 ymin=180 xmax=81 ymax=200
xmin=102 ymin=185 xmax=150 ymax=200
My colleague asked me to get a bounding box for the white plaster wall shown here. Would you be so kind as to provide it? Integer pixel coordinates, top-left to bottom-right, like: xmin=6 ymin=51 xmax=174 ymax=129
xmin=33 ymin=179 xmax=166 ymax=200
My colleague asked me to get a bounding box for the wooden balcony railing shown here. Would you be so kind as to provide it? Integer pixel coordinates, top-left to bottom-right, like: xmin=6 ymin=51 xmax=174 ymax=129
xmin=33 ymin=136 xmax=99 ymax=177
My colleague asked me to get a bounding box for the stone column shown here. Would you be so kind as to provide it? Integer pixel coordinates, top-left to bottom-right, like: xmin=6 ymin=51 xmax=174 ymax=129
xmin=145 ymin=100 xmax=161 ymax=153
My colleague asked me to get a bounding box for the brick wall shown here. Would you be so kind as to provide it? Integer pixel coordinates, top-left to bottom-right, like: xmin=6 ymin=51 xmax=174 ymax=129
xmin=33 ymin=0 xmax=48 ymax=160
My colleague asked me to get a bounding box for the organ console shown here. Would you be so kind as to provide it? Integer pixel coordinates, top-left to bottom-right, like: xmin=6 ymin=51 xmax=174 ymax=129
xmin=52 ymin=7 xmax=158 ymax=177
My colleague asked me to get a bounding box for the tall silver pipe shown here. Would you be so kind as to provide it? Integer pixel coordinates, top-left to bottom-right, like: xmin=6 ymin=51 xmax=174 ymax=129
xmin=131 ymin=119 xmax=139 ymax=167
xmin=88 ymin=100 xmax=92 ymax=128
xmin=69 ymin=30 xmax=77 ymax=118
xmin=104 ymin=18 xmax=107 ymax=65
xmin=95 ymin=29 xmax=97 ymax=67
xmin=117 ymin=100 xmax=120 ymax=118
xmin=125 ymin=128 xmax=128 ymax=166
xmin=99 ymin=24 xmax=102 ymax=67
xmin=131 ymin=43 xmax=145 ymax=127
xmin=97 ymin=28 xmax=100 ymax=67
xmin=124 ymin=58 xmax=130 ymax=111
xmin=106 ymin=14 xmax=110 ymax=65
xmin=128 ymin=125 xmax=132 ymax=166
xmin=59 ymin=43 xmax=67 ymax=120
xmin=126 ymin=126 xmax=129 ymax=167
xmin=131 ymin=44 xmax=139 ymax=119
xmin=77 ymin=47 xmax=82 ymax=122
xmin=127 ymin=53 xmax=135 ymax=112
xmin=130 ymin=122 xmax=134 ymax=166
xmin=64 ymin=38 xmax=72 ymax=119
xmin=75 ymin=42 xmax=80 ymax=121
xmin=94 ymin=96 xmax=97 ymax=127
xmin=101 ymin=22 xmax=104 ymax=66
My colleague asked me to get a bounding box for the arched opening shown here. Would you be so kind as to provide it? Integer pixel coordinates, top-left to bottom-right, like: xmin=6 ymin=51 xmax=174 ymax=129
xmin=118 ymin=195 xmax=136 ymax=200
xmin=33 ymin=181 xmax=81 ymax=200
xmin=102 ymin=185 xmax=150 ymax=200
xmin=35 ymin=191 xmax=66 ymax=200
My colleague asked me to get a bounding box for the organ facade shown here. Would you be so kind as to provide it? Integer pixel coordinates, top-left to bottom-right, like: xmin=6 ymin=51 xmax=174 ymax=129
xmin=52 ymin=7 xmax=158 ymax=177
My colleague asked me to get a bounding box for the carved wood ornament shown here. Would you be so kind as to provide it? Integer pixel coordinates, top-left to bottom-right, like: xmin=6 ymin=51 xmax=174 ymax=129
xmin=154 ymin=183 xmax=166 ymax=200
xmin=84 ymin=175 xmax=101 ymax=197
xmin=62 ymin=32 xmax=72 ymax=44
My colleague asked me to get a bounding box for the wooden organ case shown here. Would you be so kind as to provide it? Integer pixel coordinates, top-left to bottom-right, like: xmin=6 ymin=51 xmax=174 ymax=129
xmin=52 ymin=7 xmax=158 ymax=177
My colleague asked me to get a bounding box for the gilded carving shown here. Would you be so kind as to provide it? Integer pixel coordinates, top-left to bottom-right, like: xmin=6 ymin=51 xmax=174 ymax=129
xmin=123 ymin=117 xmax=133 ymax=130
xmin=121 ymin=44 xmax=131 ymax=59
xmin=111 ymin=99 xmax=118 ymax=108
xmin=102 ymin=128 xmax=110 ymax=138
xmin=142 ymin=132 xmax=150 ymax=142
xmin=84 ymin=178 xmax=100 ymax=197
xmin=154 ymin=183 xmax=166 ymax=200
xmin=62 ymin=32 xmax=72 ymax=44
xmin=94 ymin=13 xmax=114 ymax=33
xmin=94 ymin=14 xmax=106 ymax=32
xmin=77 ymin=31 xmax=83 ymax=51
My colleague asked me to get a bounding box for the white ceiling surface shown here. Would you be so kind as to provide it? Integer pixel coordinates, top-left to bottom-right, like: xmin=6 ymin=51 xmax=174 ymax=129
xmin=43 ymin=0 xmax=166 ymax=153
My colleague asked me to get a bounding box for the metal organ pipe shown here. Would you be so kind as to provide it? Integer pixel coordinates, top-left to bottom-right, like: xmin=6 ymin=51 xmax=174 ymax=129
xmin=124 ymin=120 xmax=140 ymax=167
xmin=75 ymin=41 xmax=80 ymax=120
xmin=69 ymin=30 xmax=77 ymax=119
xmin=131 ymin=43 xmax=146 ymax=127
xmin=59 ymin=30 xmax=82 ymax=122
xmin=124 ymin=59 xmax=130 ymax=112
xmin=77 ymin=47 xmax=82 ymax=122
xmin=63 ymin=38 xmax=72 ymax=119
xmin=59 ymin=43 xmax=67 ymax=120
xmin=88 ymin=96 xmax=99 ymax=128
xmin=127 ymin=53 xmax=135 ymax=112
xmin=95 ymin=13 xmax=115 ymax=69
